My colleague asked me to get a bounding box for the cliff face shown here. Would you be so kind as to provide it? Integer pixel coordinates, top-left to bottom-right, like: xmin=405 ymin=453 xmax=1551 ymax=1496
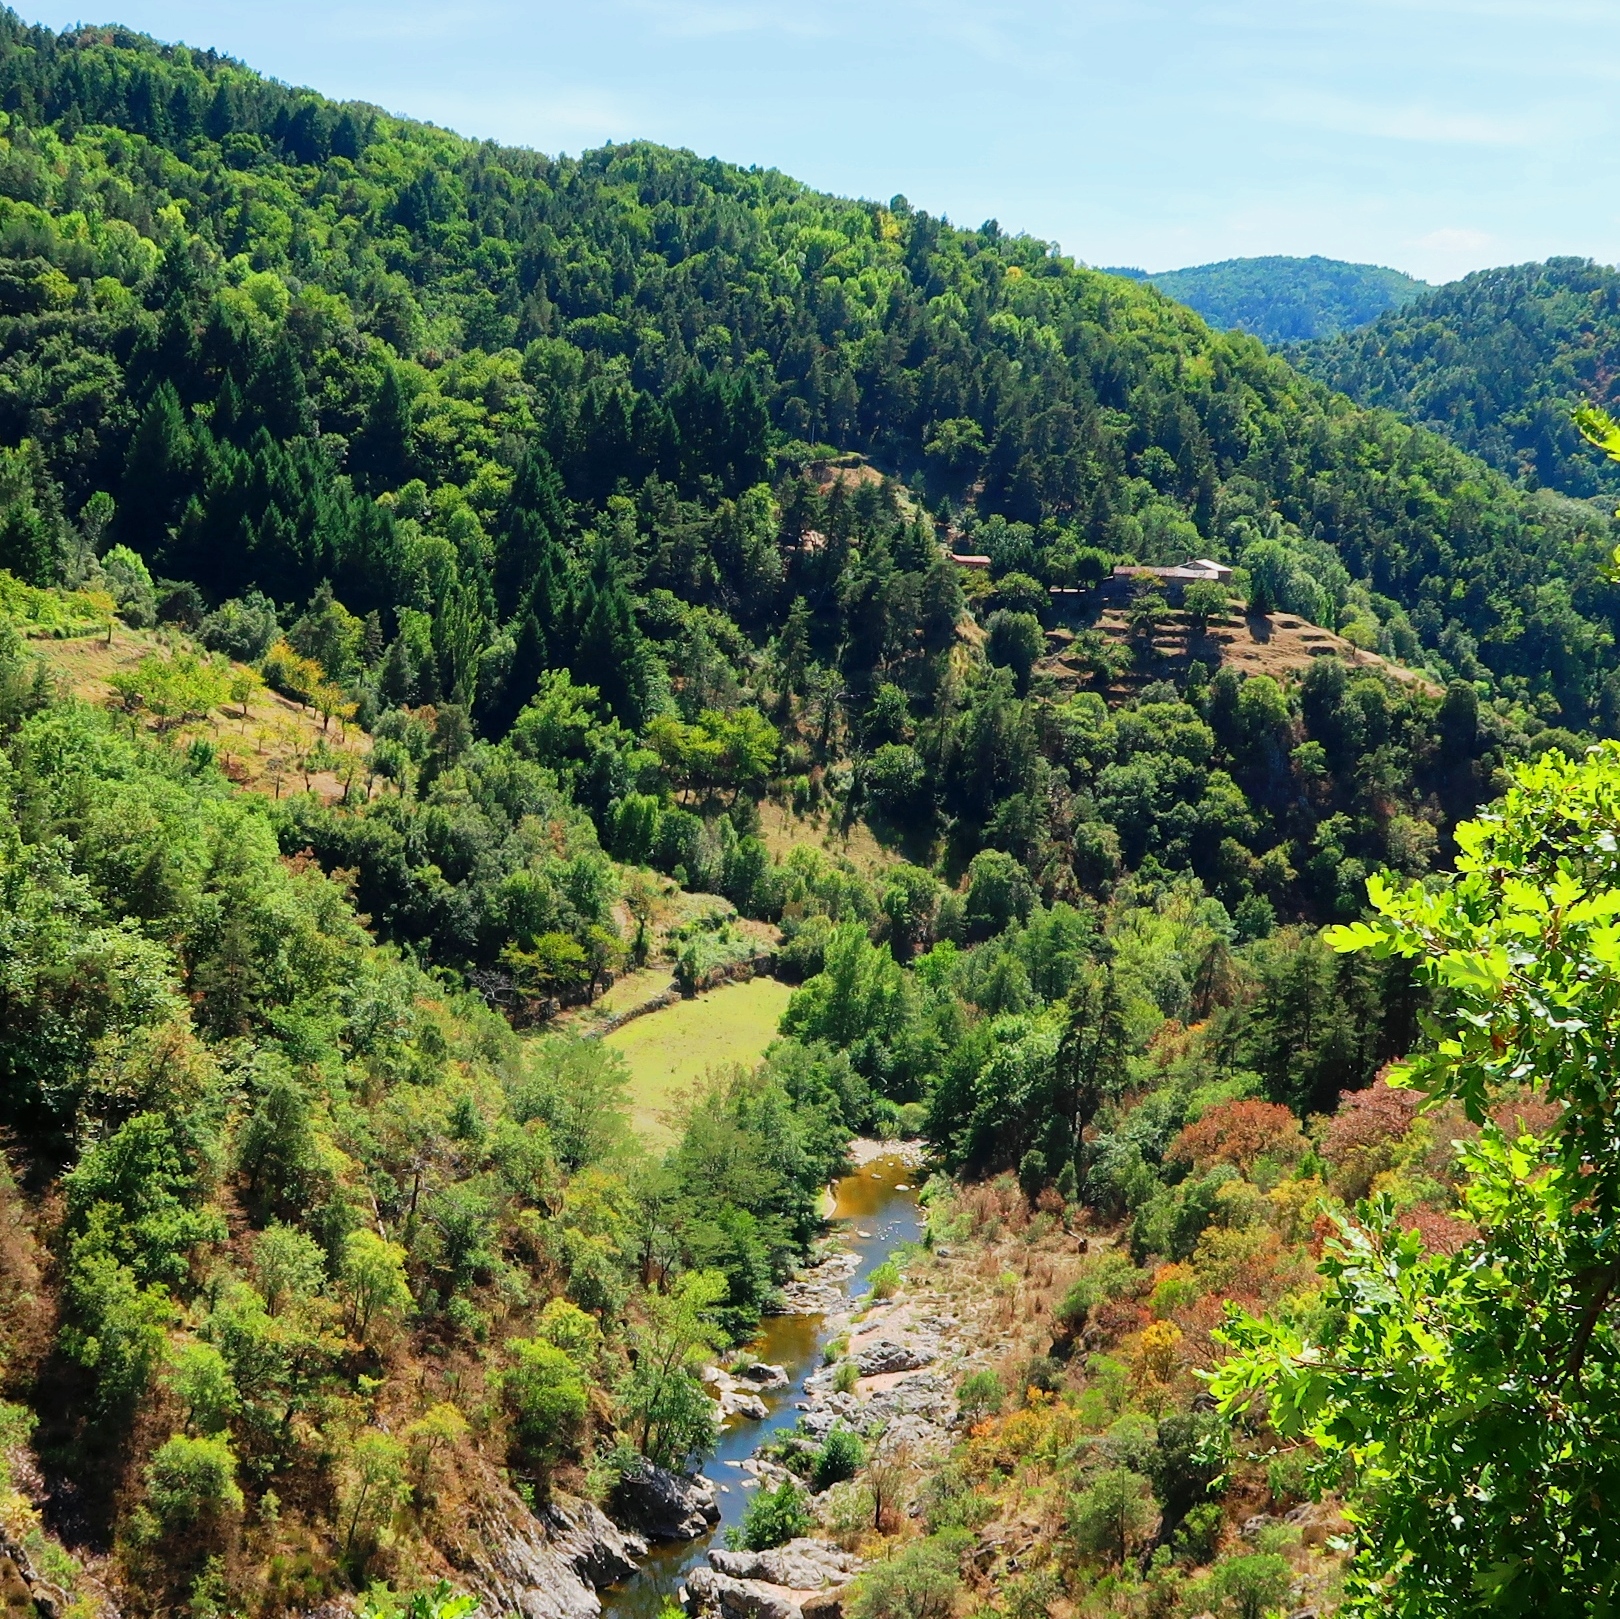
xmin=442 ymin=1490 xmax=648 ymax=1619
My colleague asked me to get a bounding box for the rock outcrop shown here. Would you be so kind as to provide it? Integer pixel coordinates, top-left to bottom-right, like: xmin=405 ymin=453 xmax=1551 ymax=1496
xmin=609 ymin=1459 xmax=720 ymax=1542
xmin=852 ymin=1338 xmax=932 ymax=1376
xmin=0 ymin=1523 xmax=69 ymax=1619
xmin=449 ymin=1489 xmax=648 ymax=1619
xmin=709 ymin=1541 xmax=858 ymax=1589
xmin=684 ymin=1540 xmax=860 ymax=1619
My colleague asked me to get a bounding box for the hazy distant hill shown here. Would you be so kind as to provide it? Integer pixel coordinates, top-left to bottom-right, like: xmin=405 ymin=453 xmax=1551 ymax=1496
xmin=1106 ymin=255 xmax=1429 ymax=344
xmin=1299 ymin=258 xmax=1620 ymax=496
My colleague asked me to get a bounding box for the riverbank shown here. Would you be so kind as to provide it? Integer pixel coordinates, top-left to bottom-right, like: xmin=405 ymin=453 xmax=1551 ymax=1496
xmin=598 ymin=1153 xmax=925 ymax=1619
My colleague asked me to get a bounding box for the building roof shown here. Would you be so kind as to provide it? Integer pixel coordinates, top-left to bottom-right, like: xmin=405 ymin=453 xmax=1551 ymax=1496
xmin=1112 ymin=564 xmax=1226 ymax=583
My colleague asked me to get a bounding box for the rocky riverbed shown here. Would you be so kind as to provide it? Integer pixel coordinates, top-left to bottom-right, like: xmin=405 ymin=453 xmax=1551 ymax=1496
xmin=467 ymin=1147 xmax=1003 ymax=1619
xmin=674 ymin=1157 xmax=998 ymax=1619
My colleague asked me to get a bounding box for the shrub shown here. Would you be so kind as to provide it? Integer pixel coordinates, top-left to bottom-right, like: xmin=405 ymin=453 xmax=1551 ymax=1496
xmin=812 ymin=1424 xmax=865 ymax=1491
xmin=1068 ymin=1467 xmax=1157 ymax=1565
xmin=728 ymin=1479 xmax=811 ymax=1551
xmin=1318 ymin=1082 xmax=1424 ymax=1201
xmin=1174 ymin=1501 xmax=1224 ymax=1564
xmin=1054 ymin=1251 xmax=1139 ymax=1335
xmin=847 ymin=1531 xmax=967 ymax=1619
xmin=833 ymin=1359 xmax=860 ymax=1394
xmin=1167 ymin=1100 xmax=1306 ymax=1175
xmin=956 ymin=1369 xmax=1004 ymax=1423
xmin=866 ymin=1260 xmax=900 ymax=1301
xmin=1200 ymin=1552 xmax=1291 ymax=1619
xmin=146 ymin=1434 xmax=243 ymax=1530
xmin=168 ymin=1341 xmax=238 ymax=1436
xmin=985 ymin=610 xmax=1043 ymax=690
xmin=501 ymin=1338 xmax=589 ymax=1476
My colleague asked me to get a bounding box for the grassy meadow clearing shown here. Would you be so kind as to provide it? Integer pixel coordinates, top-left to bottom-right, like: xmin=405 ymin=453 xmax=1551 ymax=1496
xmin=603 ymin=975 xmax=796 ymax=1141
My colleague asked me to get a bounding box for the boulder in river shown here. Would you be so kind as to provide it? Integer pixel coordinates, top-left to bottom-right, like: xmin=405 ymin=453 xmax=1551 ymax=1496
xmin=684 ymin=1567 xmax=802 ymax=1619
xmin=709 ymin=1539 xmax=859 ymax=1589
xmin=733 ymin=1361 xmax=790 ymax=1391
xmin=609 ymin=1458 xmax=720 ymax=1542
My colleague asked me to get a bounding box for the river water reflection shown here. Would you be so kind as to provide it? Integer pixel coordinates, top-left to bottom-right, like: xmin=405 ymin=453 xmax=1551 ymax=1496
xmin=599 ymin=1154 xmax=923 ymax=1619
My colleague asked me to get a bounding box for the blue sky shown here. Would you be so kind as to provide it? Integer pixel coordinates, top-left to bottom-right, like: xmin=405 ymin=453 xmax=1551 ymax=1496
xmin=18 ymin=0 xmax=1620 ymax=283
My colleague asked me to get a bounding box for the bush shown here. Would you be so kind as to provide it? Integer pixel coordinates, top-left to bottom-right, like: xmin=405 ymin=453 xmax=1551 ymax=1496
xmin=1054 ymin=1251 xmax=1139 ymax=1335
xmin=146 ymin=1434 xmax=244 ymax=1530
xmin=1201 ymin=1552 xmax=1291 ymax=1619
xmin=833 ymin=1359 xmax=860 ymax=1394
xmin=866 ymin=1260 xmax=900 ymax=1301
xmin=728 ymin=1478 xmax=812 ymax=1551
xmin=812 ymin=1423 xmax=865 ymax=1491
xmin=501 ymin=1338 xmax=589 ymax=1476
xmin=198 ymin=591 xmax=279 ymax=661
xmin=1068 ymin=1467 xmax=1156 ymax=1566
xmin=985 ymin=610 xmax=1043 ymax=690
xmin=956 ymin=1369 xmax=1004 ymax=1424
xmin=847 ymin=1531 xmax=967 ymax=1619
xmin=1173 ymin=1501 xmax=1224 ymax=1564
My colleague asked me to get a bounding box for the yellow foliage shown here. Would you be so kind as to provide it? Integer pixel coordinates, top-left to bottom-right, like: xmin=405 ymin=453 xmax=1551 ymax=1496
xmin=1269 ymin=1174 xmax=1331 ymax=1242
xmin=260 ymin=638 xmax=325 ymax=704
xmin=1132 ymin=1318 xmax=1184 ymax=1384
xmin=1149 ymin=1262 xmax=1199 ymax=1318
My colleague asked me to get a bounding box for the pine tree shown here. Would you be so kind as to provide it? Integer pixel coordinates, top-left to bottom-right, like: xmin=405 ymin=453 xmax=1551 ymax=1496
xmin=119 ymin=382 xmax=193 ymax=556
xmin=485 ymin=612 xmax=546 ymax=737
xmin=494 ymin=446 xmax=568 ymax=621
xmin=249 ymin=336 xmax=312 ymax=442
xmin=349 ymin=365 xmax=411 ymax=494
xmin=570 ymin=540 xmax=650 ymax=728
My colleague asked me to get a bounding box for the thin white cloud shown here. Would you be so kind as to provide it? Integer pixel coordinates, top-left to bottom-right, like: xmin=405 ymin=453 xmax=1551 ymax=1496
xmin=1265 ymin=89 xmax=1539 ymax=146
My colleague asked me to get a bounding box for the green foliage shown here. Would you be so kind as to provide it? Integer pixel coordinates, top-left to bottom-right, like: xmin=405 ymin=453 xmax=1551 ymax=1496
xmin=956 ymin=1369 xmax=1004 ymax=1423
xmin=846 ymin=1532 xmax=967 ymax=1619
xmin=1067 ymin=1466 xmax=1158 ymax=1566
xmin=339 ymin=1431 xmax=410 ymax=1559
xmin=168 ymin=1341 xmax=239 ymax=1437
xmin=361 ymin=1581 xmax=480 ymax=1619
xmin=146 ymin=1434 xmax=244 ymax=1530
xmin=1142 ymin=255 xmax=1427 ymax=344
xmin=1304 ymin=257 xmax=1620 ymax=496
xmin=1198 ymin=1553 xmax=1292 ymax=1619
xmin=728 ymin=1479 xmax=811 ymax=1552
xmin=618 ymin=1269 xmax=726 ymax=1471
xmin=865 ymin=1260 xmax=900 ymax=1300
xmin=501 ymin=1339 xmax=589 ymax=1477
xmin=812 ymin=1423 xmax=865 ymax=1492
xmin=339 ymin=1230 xmax=412 ymax=1344
xmin=1216 ymin=743 xmax=1620 ymax=1611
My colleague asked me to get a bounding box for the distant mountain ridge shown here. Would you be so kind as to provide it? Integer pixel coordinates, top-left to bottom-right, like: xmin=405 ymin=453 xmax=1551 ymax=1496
xmin=1297 ymin=257 xmax=1620 ymax=497
xmin=1105 ymin=255 xmax=1429 ymax=345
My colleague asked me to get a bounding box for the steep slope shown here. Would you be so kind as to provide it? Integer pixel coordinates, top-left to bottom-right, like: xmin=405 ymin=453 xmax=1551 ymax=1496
xmin=1299 ymin=256 xmax=1620 ymax=497
xmin=0 ymin=10 xmax=1608 ymax=730
xmin=1111 ymin=255 xmax=1428 ymax=344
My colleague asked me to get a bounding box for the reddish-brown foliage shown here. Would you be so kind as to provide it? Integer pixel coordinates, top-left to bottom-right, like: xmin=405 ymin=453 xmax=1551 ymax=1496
xmin=1319 ymin=1080 xmax=1424 ymax=1200
xmin=1168 ymin=1099 xmax=1307 ymax=1173
xmin=1490 ymin=1096 xmax=1563 ymax=1140
xmin=1402 ymin=1206 xmax=1480 ymax=1256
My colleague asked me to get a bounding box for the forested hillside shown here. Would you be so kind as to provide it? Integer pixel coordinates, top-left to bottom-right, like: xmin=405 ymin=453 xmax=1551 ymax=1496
xmin=1112 ymin=256 xmax=1427 ymax=345
xmin=1301 ymin=257 xmax=1620 ymax=497
xmin=0 ymin=9 xmax=1617 ymax=1619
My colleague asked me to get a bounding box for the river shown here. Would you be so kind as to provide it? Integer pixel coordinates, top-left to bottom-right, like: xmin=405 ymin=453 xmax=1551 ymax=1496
xmin=600 ymin=1153 xmax=923 ymax=1619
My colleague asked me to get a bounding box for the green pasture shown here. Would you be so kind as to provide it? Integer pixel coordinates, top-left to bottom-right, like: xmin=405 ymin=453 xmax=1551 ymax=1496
xmin=604 ymin=975 xmax=795 ymax=1142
